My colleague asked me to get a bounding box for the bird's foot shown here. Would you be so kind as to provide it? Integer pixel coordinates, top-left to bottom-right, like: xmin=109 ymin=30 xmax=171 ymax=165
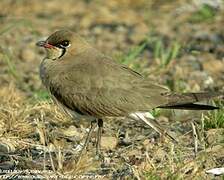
xmin=75 ymin=120 xmax=97 ymax=165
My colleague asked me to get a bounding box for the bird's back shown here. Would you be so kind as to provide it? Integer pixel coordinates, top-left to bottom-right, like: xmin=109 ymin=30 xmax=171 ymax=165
xmin=40 ymin=47 xmax=170 ymax=118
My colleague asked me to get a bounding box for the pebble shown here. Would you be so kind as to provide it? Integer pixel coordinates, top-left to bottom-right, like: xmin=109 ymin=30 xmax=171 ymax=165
xmin=206 ymin=128 xmax=224 ymax=145
xmin=0 ymin=141 xmax=15 ymax=153
xmin=20 ymin=48 xmax=36 ymax=62
xmin=101 ymin=136 xmax=117 ymax=150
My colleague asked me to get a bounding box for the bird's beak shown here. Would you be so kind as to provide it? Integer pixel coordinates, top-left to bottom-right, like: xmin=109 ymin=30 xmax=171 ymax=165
xmin=36 ymin=40 xmax=54 ymax=49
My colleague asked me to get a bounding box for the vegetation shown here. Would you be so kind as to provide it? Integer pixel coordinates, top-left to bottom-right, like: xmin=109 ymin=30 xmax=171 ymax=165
xmin=0 ymin=0 xmax=223 ymax=179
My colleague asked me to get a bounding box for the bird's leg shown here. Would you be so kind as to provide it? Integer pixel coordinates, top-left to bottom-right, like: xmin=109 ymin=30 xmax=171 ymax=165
xmin=96 ymin=119 xmax=103 ymax=158
xmin=76 ymin=120 xmax=96 ymax=164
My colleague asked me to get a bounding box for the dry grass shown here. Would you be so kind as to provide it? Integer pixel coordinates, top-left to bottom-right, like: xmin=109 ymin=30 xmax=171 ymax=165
xmin=0 ymin=0 xmax=224 ymax=179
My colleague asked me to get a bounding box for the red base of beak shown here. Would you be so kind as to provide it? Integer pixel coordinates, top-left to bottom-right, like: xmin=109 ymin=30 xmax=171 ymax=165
xmin=36 ymin=41 xmax=54 ymax=49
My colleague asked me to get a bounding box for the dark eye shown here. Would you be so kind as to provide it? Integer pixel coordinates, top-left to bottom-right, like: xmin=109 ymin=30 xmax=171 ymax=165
xmin=60 ymin=40 xmax=70 ymax=48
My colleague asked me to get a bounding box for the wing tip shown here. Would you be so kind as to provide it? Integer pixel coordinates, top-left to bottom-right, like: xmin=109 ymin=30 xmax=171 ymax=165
xmin=158 ymin=103 xmax=220 ymax=110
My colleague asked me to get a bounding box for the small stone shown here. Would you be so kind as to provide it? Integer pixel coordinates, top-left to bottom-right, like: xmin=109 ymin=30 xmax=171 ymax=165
xmin=142 ymin=139 xmax=152 ymax=150
xmin=0 ymin=161 xmax=15 ymax=170
xmin=158 ymin=116 xmax=169 ymax=124
xmin=203 ymin=58 xmax=224 ymax=76
xmin=101 ymin=136 xmax=117 ymax=150
xmin=127 ymin=149 xmax=140 ymax=157
xmin=20 ymin=48 xmax=36 ymax=62
xmin=136 ymin=135 xmax=145 ymax=141
xmin=206 ymin=144 xmax=224 ymax=159
xmin=61 ymin=125 xmax=82 ymax=138
xmin=206 ymin=129 xmax=224 ymax=145
xmin=154 ymin=148 xmax=166 ymax=162
xmin=0 ymin=142 xmax=15 ymax=153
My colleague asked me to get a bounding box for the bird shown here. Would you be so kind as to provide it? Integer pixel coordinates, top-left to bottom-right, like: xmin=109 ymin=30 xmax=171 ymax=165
xmin=36 ymin=29 xmax=222 ymax=161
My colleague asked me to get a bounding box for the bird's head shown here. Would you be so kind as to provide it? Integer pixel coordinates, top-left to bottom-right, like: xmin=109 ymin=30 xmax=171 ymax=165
xmin=36 ymin=29 xmax=88 ymax=60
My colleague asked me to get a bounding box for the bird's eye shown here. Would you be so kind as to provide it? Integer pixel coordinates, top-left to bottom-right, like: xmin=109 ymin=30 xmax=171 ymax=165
xmin=59 ymin=40 xmax=70 ymax=48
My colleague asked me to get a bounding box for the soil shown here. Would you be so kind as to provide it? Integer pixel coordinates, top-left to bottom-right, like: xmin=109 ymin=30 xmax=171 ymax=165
xmin=0 ymin=0 xmax=224 ymax=179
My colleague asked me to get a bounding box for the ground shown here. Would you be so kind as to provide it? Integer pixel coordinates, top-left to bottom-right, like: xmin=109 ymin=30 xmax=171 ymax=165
xmin=0 ymin=0 xmax=224 ymax=179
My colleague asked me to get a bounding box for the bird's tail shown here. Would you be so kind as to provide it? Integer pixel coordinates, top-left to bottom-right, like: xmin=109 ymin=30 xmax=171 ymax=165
xmin=158 ymin=103 xmax=219 ymax=110
xmin=129 ymin=112 xmax=177 ymax=142
xmin=158 ymin=92 xmax=223 ymax=110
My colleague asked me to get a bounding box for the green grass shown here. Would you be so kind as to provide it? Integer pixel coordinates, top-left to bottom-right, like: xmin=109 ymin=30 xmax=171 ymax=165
xmin=2 ymin=53 xmax=19 ymax=79
xmin=144 ymin=169 xmax=180 ymax=180
xmin=122 ymin=42 xmax=147 ymax=64
xmin=153 ymin=40 xmax=180 ymax=68
xmin=117 ymin=35 xmax=181 ymax=72
xmin=204 ymin=101 xmax=224 ymax=129
xmin=144 ymin=171 xmax=161 ymax=180
xmin=151 ymin=108 xmax=161 ymax=118
xmin=145 ymin=35 xmax=181 ymax=69
xmin=116 ymin=41 xmax=148 ymax=71
xmin=0 ymin=18 xmax=33 ymax=35
xmin=189 ymin=4 xmax=217 ymax=23
xmin=33 ymin=90 xmax=50 ymax=101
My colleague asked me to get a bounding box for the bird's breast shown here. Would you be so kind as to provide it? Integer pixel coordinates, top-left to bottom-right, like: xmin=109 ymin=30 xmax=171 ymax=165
xmin=39 ymin=58 xmax=61 ymax=88
xmin=39 ymin=59 xmax=50 ymax=87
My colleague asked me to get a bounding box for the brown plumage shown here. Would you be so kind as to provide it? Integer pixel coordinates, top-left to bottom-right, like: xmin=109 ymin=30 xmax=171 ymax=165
xmin=36 ymin=29 xmax=222 ymax=158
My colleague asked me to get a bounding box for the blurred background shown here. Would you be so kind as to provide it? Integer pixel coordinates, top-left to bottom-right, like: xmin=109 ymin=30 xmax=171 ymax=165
xmin=0 ymin=0 xmax=224 ymax=179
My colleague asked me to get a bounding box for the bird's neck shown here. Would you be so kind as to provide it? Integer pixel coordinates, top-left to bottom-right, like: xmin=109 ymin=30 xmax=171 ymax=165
xmin=70 ymin=35 xmax=92 ymax=56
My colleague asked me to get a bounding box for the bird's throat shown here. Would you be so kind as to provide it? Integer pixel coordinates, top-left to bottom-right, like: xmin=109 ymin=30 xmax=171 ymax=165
xmin=46 ymin=47 xmax=65 ymax=60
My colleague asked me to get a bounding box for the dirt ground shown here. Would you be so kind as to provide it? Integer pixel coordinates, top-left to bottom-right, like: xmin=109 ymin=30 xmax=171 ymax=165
xmin=0 ymin=0 xmax=224 ymax=179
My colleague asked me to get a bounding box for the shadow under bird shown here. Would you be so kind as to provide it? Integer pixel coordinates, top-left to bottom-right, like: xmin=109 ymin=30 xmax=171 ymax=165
xmin=36 ymin=29 xmax=222 ymax=161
